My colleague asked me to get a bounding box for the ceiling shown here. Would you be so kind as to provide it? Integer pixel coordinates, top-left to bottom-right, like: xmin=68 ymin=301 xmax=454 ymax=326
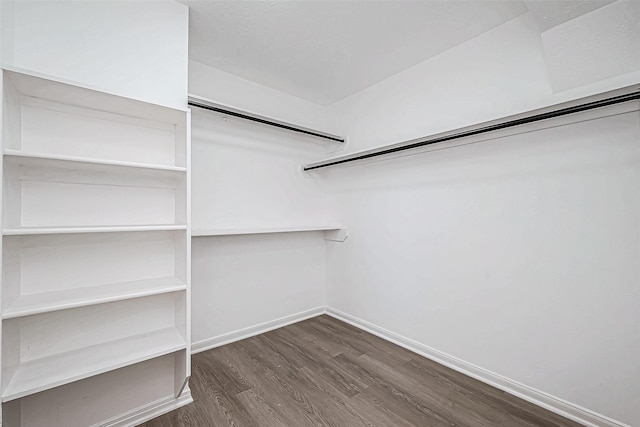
xmin=180 ymin=1 xmax=527 ymax=105
xmin=180 ymin=1 xmax=622 ymax=106
xmin=524 ymin=0 xmax=615 ymax=31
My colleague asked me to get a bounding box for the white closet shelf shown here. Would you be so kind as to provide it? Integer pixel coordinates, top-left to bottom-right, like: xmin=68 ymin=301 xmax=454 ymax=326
xmin=3 ymin=277 xmax=186 ymax=319
xmin=2 ymin=224 xmax=187 ymax=236
xmin=192 ymin=225 xmax=343 ymax=237
xmin=188 ymin=93 xmax=344 ymax=143
xmin=2 ymin=65 xmax=189 ymax=122
xmin=3 ymin=149 xmax=187 ymax=173
xmin=1 ymin=327 xmax=186 ymax=402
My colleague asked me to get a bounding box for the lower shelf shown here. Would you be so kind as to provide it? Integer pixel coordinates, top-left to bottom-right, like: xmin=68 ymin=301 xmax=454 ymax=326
xmin=2 ymin=327 xmax=186 ymax=402
xmin=2 ymin=352 xmax=189 ymax=427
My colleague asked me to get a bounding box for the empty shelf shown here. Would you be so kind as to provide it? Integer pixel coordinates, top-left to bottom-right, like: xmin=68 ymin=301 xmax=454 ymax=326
xmin=2 ymin=327 xmax=186 ymax=402
xmin=192 ymin=225 xmax=343 ymax=237
xmin=3 ymin=225 xmax=187 ymax=236
xmin=3 ymin=149 xmax=186 ymax=173
xmin=2 ymin=66 xmax=189 ymax=122
xmin=3 ymin=277 xmax=186 ymax=319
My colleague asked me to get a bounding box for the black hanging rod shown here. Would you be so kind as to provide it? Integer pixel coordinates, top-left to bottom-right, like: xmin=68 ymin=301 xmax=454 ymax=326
xmin=303 ymin=89 xmax=640 ymax=171
xmin=188 ymin=97 xmax=345 ymax=143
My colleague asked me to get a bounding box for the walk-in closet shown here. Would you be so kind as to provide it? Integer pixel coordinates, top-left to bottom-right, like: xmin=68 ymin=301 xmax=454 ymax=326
xmin=0 ymin=1 xmax=638 ymax=426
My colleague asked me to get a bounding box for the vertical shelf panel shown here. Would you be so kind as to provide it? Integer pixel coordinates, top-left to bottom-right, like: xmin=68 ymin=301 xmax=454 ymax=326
xmin=0 ymin=69 xmax=5 ymax=425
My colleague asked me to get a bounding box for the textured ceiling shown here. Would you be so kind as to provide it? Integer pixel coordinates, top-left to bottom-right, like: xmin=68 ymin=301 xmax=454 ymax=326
xmin=524 ymin=0 xmax=616 ymax=31
xmin=540 ymin=0 xmax=639 ymax=92
xmin=180 ymin=1 xmax=527 ymax=105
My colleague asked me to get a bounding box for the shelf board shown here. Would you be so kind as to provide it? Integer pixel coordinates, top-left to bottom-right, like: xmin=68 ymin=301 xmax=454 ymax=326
xmin=1 ymin=327 xmax=186 ymax=402
xmin=3 ymin=277 xmax=186 ymax=319
xmin=189 ymin=93 xmax=344 ymax=143
xmin=191 ymin=225 xmax=343 ymax=237
xmin=3 ymin=224 xmax=187 ymax=236
xmin=302 ymin=84 xmax=640 ymax=172
xmin=3 ymin=149 xmax=186 ymax=173
xmin=2 ymin=65 xmax=189 ymax=122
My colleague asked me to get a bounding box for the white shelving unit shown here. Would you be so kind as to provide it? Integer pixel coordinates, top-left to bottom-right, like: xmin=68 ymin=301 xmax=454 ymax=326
xmin=0 ymin=67 xmax=192 ymax=426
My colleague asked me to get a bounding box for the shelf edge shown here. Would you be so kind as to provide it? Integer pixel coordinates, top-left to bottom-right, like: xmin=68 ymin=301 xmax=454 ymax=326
xmin=3 ymin=225 xmax=188 ymax=236
xmin=191 ymin=225 xmax=344 ymax=237
xmin=2 ymin=64 xmax=189 ymax=114
xmin=2 ymin=284 xmax=187 ymax=319
xmin=1 ymin=334 xmax=187 ymax=402
xmin=3 ymin=149 xmax=187 ymax=173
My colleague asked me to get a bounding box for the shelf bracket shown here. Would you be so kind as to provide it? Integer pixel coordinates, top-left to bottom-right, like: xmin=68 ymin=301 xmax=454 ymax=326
xmin=175 ymin=376 xmax=190 ymax=398
xmin=324 ymin=228 xmax=348 ymax=243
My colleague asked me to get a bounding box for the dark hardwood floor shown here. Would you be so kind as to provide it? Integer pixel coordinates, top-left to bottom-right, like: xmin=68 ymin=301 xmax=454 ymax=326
xmin=140 ymin=315 xmax=582 ymax=427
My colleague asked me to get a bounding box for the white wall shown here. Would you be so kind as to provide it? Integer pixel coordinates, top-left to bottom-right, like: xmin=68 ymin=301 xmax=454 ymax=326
xmin=191 ymin=232 xmax=326 ymax=350
xmin=189 ymin=60 xmax=335 ymax=133
xmin=190 ymin=108 xmax=336 ymax=230
xmin=328 ymin=11 xmax=640 ymax=154
xmin=188 ymin=85 xmax=337 ymax=350
xmin=321 ymin=10 xmax=640 ymax=427
xmin=1 ymin=0 xmax=188 ymax=109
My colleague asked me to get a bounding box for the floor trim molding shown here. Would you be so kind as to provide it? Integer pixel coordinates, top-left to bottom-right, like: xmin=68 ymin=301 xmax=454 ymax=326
xmin=325 ymin=307 xmax=627 ymax=427
xmin=191 ymin=306 xmax=326 ymax=354
xmin=188 ymin=306 xmax=627 ymax=427
xmin=100 ymin=388 xmax=193 ymax=427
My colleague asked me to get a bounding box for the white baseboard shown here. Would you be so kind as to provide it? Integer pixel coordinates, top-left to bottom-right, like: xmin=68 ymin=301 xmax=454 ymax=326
xmin=325 ymin=307 xmax=628 ymax=427
xmin=191 ymin=306 xmax=326 ymax=354
xmin=187 ymin=305 xmax=628 ymax=427
xmin=100 ymin=388 xmax=193 ymax=427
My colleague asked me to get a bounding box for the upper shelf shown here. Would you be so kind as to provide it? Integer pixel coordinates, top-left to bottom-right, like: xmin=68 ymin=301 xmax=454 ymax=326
xmin=3 ymin=66 xmax=188 ymax=168
xmin=3 ymin=149 xmax=186 ymax=193
xmin=3 ymin=225 xmax=187 ymax=236
xmin=192 ymin=226 xmax=348 ymax=242
xmin=2 ymin=65 xmax=188 ymax=123
xmin=303 ymin=84 xmax=640 ymax=171
xmin=192 ymin=225 xmax=343 ymax=237
xmin=188 ymin=94 xmax=344 ymax=143
xmin=3 ymin=150 xmax=187 ymax=173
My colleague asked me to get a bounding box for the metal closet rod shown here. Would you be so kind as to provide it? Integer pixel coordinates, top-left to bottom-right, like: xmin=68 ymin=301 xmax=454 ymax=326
xmin=188 ymin=99 xmax=345 ymax=143
xmin=303 ymin=90 xmax=640 ymax=171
